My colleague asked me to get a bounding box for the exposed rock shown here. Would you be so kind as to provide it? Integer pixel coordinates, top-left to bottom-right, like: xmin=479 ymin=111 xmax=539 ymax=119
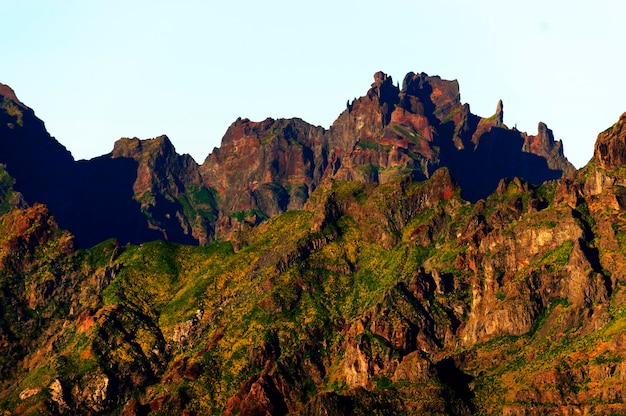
xmin=495 ymin=99 xmax=504 ymax=127
xmin=391 ymin=351 xmax=436 ymax=383
xmin=0 ymin=75 xmax=618 ymax=416
xmin=0 ymin=73 xmax=573 ymax=246
xmin=49 ymin=379 xmax=70 ymax=413
xmin=226 ymin=373 xmax=289 ymax=416
xmin=343 ymin=331 xmax=373 ymax=388
xmin=19 ymin=388 xmax=40 ymax=401
xmin=172 ymin=319 xmax=195 ymax=347
xmin=594 ymin=112 xmax=626 ymax=170
xmin=121 ymin=399 xmax=141 ymax=416
xmin=71 ymin=373 xmax=110 ymax=412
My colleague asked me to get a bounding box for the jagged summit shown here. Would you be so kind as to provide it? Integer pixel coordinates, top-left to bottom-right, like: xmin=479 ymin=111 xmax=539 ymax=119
xmin=112 ymin=135 xmax=176 ymax=158
xmin=495 ymin=99 xmax=504 ymax=126
xmin=0 ymin=71 xmax=574 ymax=247
xmin=0 ymin=83 xmax=26 ymax=108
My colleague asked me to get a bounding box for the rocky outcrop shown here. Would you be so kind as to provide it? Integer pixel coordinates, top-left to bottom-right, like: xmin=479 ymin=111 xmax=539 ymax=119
xmin=111 ymin=135 xmax=217 ymax=245
xmin=593 ymin=112 xmax=626 ymax=170
xmin=0 ymin=84 xmax=75 ymax=225
xmin=325 ymin=72 xmax=574 ymax=201
xmin=200 ymin=117 xmax=327 ymax=232
xmin=226 ymin=373 xmax=289 ymax=416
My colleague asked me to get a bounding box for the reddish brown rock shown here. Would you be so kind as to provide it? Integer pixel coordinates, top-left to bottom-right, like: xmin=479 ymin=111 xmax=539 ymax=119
xmin=226 ymin=373 xmax=288 ymax=416
xmin=200 ymin=117 xmax=326 ymax=216
xmin=594 ymin=112 xmax=626 ymax=170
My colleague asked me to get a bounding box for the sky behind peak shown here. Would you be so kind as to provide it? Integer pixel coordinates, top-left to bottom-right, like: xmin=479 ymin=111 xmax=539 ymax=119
xmin=3 ymin=0 xmax=626 ymax=168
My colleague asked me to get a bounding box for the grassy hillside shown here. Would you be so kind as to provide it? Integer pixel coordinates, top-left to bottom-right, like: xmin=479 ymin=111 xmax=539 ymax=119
xmin=2 ymin=164 xmax=626 ymax=415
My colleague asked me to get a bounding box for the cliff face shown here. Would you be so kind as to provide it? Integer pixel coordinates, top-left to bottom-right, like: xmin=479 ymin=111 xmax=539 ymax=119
xmin=198 ymin=71 xmax=573 ymax=240
xmin=323 ymin=71 xmax=574 ymax=200
xmin=593 ymin=112 xmax=626 ymax=170
xmin=0 ymin=123 xmax=624 ymax=414
xmin=0 ymin=87 xmax=219 ymax=247
xmin=111 ymin=136 xmax=217 ymax=245
xmin=0 ymin=84 xmax=75 ymax=222
xmin=199 ymin=117 xmax=327 ymax=240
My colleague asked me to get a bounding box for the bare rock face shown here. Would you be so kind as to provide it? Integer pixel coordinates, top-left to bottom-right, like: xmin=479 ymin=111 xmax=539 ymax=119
xmin=495 ymin=99 xmax=504 ymax=127
xmin=594 ymin=112 xmax=626 ymax=170
xmin=200 ymin=117 xmax=327 ymax=219
xmin=528 ymin=121 xmax=573 ymax=174
xmin=70 ymin=373 xmax=110 ymax=413
xmin=111 ymin=135 xmax=216 ymax=245
xmin=193 ymin=71 xmax=573 ymax=239
xmin=49 ymin=379 xmax=70 ymax=413
xmin=462 ymin=206 xmax=584 ymax=345
xmin=226 ymin=373 xmax=289 ymax=416
xmin=328 ymin=72 xmax=573 ymax=201
xmin=19 ymin=388 xmax=41 ymax=401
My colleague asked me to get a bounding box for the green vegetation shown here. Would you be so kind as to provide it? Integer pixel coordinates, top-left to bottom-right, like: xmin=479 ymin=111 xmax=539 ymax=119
xmin=230 ymin=208 xmax=268 ymax=223
xmin=2 ymin=97 xmax=23 ymax=126
xmin=5 ymin=159 xmax=626 ymax=415
xmin=355 ymin=139 xmax=379 ymax=150
xmin=0 ymin=165 xmax=16 ymax=215
xmin=441 ymin=106 xmax=461 ymax=123
xmin=391 ymin=124 xmax=424 ymax=143
xmin=358 ymin=163 xmax=379 ymax=177
xmin=177 ymin=183 xmax=219 ymax=223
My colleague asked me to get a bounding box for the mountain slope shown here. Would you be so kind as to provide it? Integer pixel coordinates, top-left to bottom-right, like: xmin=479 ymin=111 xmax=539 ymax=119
xmin=0 ymin=111 xmax=624 ymax=415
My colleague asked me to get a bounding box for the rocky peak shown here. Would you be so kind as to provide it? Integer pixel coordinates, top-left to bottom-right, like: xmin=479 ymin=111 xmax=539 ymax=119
xmin=372 ymin=70 xmax=388 ymax=85
xmin=368 ymin=71 xmax=398 ymax=102
xmin=0 ymin=83 xmax=26 ymax=108
xmin=111 ymin=135 xmax=176 ymax=160
xmin=401 ymin=72 xmax=461 ymax=120
xmin=219 ymin=117 xmax=269 ymax=147
xmin=495 ymin=99 xmax=504 ymax=127
xmin=593 ymin=112 xmax=626 ymax=170
xmin=537 ymin=122 xmax=555 ymax=147
xmin=215 ymin=117 xmax=318 ymax=151
xmin=519 ymin=122 xmax=574 ymax=176
xmin=0 ymin=74 xmax=576 ymax=246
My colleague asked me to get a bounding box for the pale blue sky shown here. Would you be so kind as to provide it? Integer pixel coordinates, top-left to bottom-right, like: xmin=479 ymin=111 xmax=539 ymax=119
xmin=2 ymin=0 xmax=625 ymax=168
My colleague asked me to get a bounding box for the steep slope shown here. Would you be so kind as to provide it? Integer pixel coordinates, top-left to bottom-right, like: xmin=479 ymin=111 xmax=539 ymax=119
xmin=1 ymin=112 xmax=625 ymax=415
xmin=0 ymin=84 xmax=75 ymax=220
xmin=111 ymin=136 xmax=218 ymax=245
xmin=199 ymin=117 xmax=327 ymax=241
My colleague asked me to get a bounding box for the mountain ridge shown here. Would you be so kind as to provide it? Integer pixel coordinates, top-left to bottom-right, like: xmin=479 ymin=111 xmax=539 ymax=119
xmin=0 ymin=72 xmax=573 ymax=248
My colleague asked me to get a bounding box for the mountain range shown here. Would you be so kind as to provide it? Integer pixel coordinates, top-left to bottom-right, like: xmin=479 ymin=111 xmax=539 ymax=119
xmin=1 ymin=71 xmax=626 ymax=415
xmin=0 ymin=72 xmax=572 ymax=248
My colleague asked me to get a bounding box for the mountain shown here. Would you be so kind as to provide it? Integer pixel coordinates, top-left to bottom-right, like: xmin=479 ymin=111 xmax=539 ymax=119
xmin=3 ymin=74 xmax=623 ymax=415
xmin=0 ymin=73 xmax=572 ymax=248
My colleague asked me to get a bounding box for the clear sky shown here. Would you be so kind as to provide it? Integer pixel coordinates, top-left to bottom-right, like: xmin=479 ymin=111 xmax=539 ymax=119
xmin=2 ymin=0 xmax=625 ymax=168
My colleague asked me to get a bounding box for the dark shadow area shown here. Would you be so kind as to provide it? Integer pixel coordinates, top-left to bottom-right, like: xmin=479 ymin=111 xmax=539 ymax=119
xmin=70 ymin=156 xmax=163 ymax=247
xmin=0 ymin=107 xmax=75 ymax=211
xmin=397 ymin=77 xmax=568 ymax=202
xmin=439 ymin=127 xmax=564 ymax=202
xmin=436 ymin=357 xmax=475 ymax=413
xmin=0 ymin=107 xmax=204 ymax=247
